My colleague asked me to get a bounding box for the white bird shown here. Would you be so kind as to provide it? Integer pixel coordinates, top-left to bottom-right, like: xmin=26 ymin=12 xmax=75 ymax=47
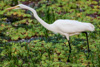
xmin=7 ymin=4 xmax=95 ymax=62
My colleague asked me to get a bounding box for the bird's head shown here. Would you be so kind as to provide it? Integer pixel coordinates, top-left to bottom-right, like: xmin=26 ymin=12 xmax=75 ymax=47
xmin=6 ymin=4 xmax=29 ymax=10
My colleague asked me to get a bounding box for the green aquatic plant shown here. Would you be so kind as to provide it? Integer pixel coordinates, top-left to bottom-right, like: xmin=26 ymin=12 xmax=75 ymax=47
xmin=0 ymin=0 xmax=100 ymax=67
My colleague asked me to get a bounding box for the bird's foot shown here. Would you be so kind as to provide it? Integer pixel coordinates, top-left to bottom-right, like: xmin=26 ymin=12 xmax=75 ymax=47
xmin=87 ymin=49 xmax=91 ymax=58
xmin=88 ymin=49 xmax=91 ymax=52
xmin=69 ymin=50 xmax=71 ymax=53
xmin=67 ymin=59 xmax=70 ymax=62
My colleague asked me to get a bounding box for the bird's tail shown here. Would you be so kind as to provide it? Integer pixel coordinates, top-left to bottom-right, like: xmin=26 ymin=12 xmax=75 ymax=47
xmin=89 ymin=23 xmax=95 ymax=31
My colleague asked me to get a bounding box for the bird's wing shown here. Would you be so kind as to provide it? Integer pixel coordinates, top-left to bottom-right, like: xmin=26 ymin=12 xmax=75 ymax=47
xmin=53 ymin=20 xmax=88 ymax=34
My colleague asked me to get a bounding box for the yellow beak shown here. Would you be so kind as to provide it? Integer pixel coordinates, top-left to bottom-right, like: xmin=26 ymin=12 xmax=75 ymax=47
xmin=6 ymin=6 xmax=19 ymax=10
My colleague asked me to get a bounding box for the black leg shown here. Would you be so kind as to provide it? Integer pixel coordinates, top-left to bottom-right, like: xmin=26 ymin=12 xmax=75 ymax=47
xmin=67 ymin=39 xmax=71 ymax=62
xmin=82 ymin=32 xmax=90 ymax=53
xmin=68 ymin=40 xmax=71 ymax=53
xmin=85 ymin=32 xmax=91 ymax=52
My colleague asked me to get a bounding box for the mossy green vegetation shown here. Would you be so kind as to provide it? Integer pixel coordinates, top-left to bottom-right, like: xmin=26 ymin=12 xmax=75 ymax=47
xmin=0 ymin=0 xmax=100 ymax=67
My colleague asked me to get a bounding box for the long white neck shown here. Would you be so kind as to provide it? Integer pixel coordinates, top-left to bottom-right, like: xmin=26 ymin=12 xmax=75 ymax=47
xmin=25 ymin=7 xmax=52 ymax=30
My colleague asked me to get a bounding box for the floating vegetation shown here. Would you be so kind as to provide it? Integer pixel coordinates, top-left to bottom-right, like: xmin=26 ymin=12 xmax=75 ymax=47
xmin=0 ymin=0 xmax=100 ymax=67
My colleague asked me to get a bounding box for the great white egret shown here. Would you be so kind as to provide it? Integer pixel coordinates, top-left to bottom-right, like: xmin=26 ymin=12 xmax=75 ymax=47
xmin=7 ymin=4 xmax=95 ymax=62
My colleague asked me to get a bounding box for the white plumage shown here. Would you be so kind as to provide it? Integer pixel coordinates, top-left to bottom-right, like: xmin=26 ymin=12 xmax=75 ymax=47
xmin=49 ymin=19 xmax=94 ymax=40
